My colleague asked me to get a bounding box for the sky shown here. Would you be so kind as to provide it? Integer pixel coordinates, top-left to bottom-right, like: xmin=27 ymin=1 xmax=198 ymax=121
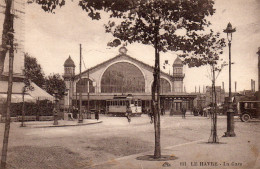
xmin=19 ymin=0 xmax=260 ymax=93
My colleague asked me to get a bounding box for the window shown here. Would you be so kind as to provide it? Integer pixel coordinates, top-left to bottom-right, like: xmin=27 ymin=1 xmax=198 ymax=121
xmin=76 ymin=78 xmax=95 ymax=93
xmin=160 ymin=78 xmax=171 ymax=93
xmin=138 ymin=100 xmax=142 ymax=106
xmin=244 ymin=103 xmax=249 ymax=109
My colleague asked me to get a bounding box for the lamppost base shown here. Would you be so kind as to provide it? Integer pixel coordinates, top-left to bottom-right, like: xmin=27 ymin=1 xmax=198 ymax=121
xmin=223 ymin=131 xmax=236 ymax=137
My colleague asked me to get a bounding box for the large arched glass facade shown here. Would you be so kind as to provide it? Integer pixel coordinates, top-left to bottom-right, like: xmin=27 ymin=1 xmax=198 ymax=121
xmin=101 ymin=62 xmax=145 ymax=93
xmin=76 ymin=78 xmax=95 ymax=93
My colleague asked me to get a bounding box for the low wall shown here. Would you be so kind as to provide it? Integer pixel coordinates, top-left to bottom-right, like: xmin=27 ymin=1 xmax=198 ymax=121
xmin=0 ymin=116 xmax=54 ymax=123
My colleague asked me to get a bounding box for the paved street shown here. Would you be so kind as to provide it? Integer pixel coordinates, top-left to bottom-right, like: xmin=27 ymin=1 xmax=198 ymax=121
xmin=0 ymin=114 xmax=260 ymax=169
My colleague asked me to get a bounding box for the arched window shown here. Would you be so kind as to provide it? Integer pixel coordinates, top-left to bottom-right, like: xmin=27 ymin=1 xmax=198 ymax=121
xmin=160 ymin=78 xmax=171 ymax=93
xmin=76 ymin=78 xmax=95 ymax=93
xmin=101 ymin=62 xmax=145 ymax=93
xmin=151 ymin=78 xmax=171 ymax=93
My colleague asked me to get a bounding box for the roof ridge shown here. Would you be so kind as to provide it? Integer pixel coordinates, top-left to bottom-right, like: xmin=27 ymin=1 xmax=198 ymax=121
xmin=75 ymin=54 xmax=173 ymax=79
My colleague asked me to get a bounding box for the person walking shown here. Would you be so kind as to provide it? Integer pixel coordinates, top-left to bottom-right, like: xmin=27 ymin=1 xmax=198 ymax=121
xmin=182 ymin=106 xmax=186 ymax=119
xmin=161 ymin=107 xmax=165 ymax=116
xmin=148 ymin=108 xmax=153 ymax=124
xmin=72 ymin=106 xmax=78 ymax=119
xmin=125 ymin=104 xmax=132 ymax=123
xmin=95 ymin=109 xmax=99 ymax=121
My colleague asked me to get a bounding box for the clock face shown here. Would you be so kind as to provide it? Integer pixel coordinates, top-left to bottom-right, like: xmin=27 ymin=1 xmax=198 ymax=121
xmin=119 ymin=47 xmax=127 ymax=54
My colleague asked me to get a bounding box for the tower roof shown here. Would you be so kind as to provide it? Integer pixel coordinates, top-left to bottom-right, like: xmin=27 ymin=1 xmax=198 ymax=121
xmin=64 ymin=56 xmax=75 ymax=67
xmin=173 ymin=57 xmax=183 ymax=66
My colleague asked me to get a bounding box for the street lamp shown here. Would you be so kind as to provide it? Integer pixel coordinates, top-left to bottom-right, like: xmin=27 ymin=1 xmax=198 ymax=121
xmin=78 ymin=44 xmax=84 ymax=123
xmin=53 ymin=89 xmax=59 ymax=125
xmin=257 ymin=48 xmax=260 ymax=119
xmin=223 ymin=22 xmax=236 ymax=137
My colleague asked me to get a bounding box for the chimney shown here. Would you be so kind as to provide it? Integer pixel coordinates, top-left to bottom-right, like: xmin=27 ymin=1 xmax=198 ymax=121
xmin=251 ymin=79 xmax=254 ymax=92
xmin=222 ymin=82 xmax=225 ymax=92
xmin=253 ymin=80 xmax=255 ymax=92
xmin=184 ymin=86 xmax=186 ymax=93
xmin=195 ymin=86 xmax=197 ymax=93
xmin=235 ymin=81 xmax=237 ymax=93
xmin=199 ymin=86 xmax=201 ymax=93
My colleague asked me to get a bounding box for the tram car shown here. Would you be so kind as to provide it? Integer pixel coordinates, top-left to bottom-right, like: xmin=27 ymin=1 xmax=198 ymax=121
xmin=106 ymin=95 xmax=142 ymax=116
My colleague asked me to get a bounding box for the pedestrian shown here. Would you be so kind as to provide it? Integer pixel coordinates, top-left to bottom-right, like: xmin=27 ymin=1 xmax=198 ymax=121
xmin=68 ymin=112 xmax=73 ymax=120
xmin=208 ymin=107 xmax=212 ymax=119
xmin=161 ymin=107 xmax=165 ymax=116
xmin=204 ymin=107 xmax=209 ymax=117
xmin=148 ymin=109 xmax=153 ymax=124
xmin=95 ymin=109 xmax=99 ymax=121
xmin=72 ymin=106 xmax=78 ymax=119
xmin=199 ymin=108 xmax=203 ymax=116
xmin=125 ymin=104 xmax=132 ymax=123
xmin=170 ymin=108 xmax=174 ymax=116
xmin=182 ymin=106 xmax=186 ymax=119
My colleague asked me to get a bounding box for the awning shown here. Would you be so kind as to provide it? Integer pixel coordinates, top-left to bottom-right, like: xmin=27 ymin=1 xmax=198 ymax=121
xmin=0 ymin=93 xmax=36 ymax=103
xmin=0 ymin=81 xmax=54 ymax=102
xmin=27 ymin=82 xmax=54 ymax=101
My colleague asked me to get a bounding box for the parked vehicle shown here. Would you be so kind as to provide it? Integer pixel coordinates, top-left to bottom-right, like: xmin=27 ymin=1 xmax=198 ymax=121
xmin=237 ymin=101 xmax=260 ymax=122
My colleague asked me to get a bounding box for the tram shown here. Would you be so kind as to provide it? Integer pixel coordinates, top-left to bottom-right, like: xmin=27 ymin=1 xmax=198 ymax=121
xmin=106 ymin=95 xmax=142 ymax=116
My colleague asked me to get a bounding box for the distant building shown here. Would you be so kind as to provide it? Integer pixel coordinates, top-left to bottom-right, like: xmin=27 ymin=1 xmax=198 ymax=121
xmin=63 ymin=47 xmax=196 ymax=114
xmin=193 ymin=93 xmax=206 ymax=109
xmin=240 ymin=90 xmax=256 ymax=97
xmin=205 ymin=86 xmax=225 ymax=106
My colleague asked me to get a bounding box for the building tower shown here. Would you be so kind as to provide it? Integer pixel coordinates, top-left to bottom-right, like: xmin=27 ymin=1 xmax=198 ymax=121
xmin=63 ymin=56 xmax=75 ymax=110
xmin=1 ymin=0 xmax=25 ymax=76
xmin=172 ymin=57 xmax=184 ymax=92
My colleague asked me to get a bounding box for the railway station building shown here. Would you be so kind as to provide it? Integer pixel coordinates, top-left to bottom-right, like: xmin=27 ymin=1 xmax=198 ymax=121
xmin=63 ymin=47 xmax=196 ymax=114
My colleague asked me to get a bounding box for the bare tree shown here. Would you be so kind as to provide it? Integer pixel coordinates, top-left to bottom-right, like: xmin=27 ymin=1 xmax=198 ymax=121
xmin=103 ymin=0 xmax=216 ymax=158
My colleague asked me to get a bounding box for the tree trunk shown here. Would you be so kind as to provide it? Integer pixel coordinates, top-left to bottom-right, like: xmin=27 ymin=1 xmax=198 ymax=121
xmin=208 ymin=65 xmax=218 ymax=143
xmin=0 ymin=0 xmax=13 ymax=75
xmin=1 ymin=10 xmax=14 ymax=169
xmin=257 ymin=48 xmax=260 ymax=118
xmin=153 ymin=25 xmax=161 ymax=158
xmin=212 ymin=67 xmax=218 ymax=142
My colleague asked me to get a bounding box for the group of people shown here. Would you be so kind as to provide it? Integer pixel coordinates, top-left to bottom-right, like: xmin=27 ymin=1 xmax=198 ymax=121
xmin=145 ymin=106 xmax=187 ymax=121
xmin=67 ymin=106 xmax=99 ymax=121
xmin=193 ymin=107 xmax=213 ymax=118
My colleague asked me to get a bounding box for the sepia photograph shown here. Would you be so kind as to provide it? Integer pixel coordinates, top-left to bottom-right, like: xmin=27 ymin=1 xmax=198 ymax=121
xmin=0 ymin=0 xmax=259 ymax=168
